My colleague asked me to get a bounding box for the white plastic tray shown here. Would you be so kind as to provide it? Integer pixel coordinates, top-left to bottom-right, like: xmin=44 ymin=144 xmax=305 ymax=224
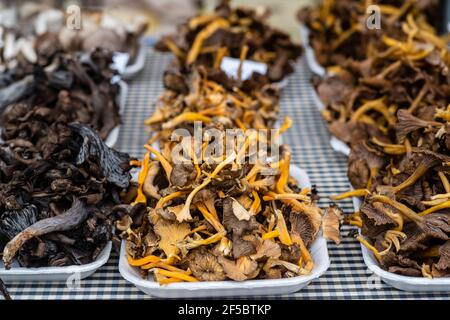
xmin=122 ymin=38 xmax=147 ymax=80
xmin=299 ymin=24 xmax=327 ymax=77
xmin=351 ymin=196 xmax=450 ymax=291
xmin=105 ymin=80 xmax=128 ymax=148
xmin=0 ymin=241 xmax=111 ymax=282
xmin=119 ymin=165 xmax=330 ymax=298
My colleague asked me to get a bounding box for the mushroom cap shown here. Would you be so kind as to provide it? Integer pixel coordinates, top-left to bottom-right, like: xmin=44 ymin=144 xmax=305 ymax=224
xmin=187 ymin=248 xmax=226 ymax=281
xmin=154 ymin=220 xmax=191 ymax=257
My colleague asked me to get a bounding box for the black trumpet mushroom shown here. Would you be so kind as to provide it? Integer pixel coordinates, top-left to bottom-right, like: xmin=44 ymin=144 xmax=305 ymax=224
xmin=0 ymin=123 xmax=132 ymax=269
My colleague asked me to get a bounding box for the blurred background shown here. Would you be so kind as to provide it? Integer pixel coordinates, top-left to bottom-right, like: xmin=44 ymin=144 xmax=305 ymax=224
xmin=0 ymin=0 xmax=322 ymax=43
xmin=0 ymin=0 xmax=448 ymax=43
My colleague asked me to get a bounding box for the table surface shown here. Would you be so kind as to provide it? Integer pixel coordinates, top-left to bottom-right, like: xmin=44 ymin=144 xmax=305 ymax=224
xmin=4 ymin=48 xmax=450 ymax=300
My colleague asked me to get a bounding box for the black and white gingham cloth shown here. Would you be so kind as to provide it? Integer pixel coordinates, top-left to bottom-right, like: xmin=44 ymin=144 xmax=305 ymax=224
xmin=4 ymin=48 xmax=450 ymax=300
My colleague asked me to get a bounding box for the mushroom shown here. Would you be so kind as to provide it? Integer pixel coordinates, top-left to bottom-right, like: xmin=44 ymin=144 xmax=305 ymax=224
xmin=153 ymin=220 xmax=191 ymax=258
xmin=218 ymin=256 xmax=259 ymax=281
xmin=395 ymin=109 xmax=443 ymax=143
xmin=143 ymin=161 xmax=161 ymax=199
xmin=250 ymin=239 xmax=282 ymax=261
xmin=187 ymin=248 xmax=226 ymax=281
xmin=322 ymin=205 xmax=343 ymax=245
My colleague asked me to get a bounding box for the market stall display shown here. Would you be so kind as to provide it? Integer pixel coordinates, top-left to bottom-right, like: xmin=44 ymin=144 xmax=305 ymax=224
xmin=301 ymin=0 xmax=450 ymax=280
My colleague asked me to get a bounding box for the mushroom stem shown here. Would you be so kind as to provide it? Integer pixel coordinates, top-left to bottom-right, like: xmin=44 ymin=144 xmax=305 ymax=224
xmin=187 ymin=18 xmax=230 ymax=65
xmin=163 ymin=38 xmax=186 ymax=59
xmin=263 ymin=191 xmax=310 ymax=201
xmin=214 ymin=46 xmax=228 ymax=69
xmin=204 ymin=198 xmax=218 ymax=220
xmin=391 ymin=163 xmax=429 ymax=194
xmin=262 ymin=229 xmax=280 ymax=240
xmin=371 ymin=195 xmax=424 ymax=223
xmin=351 ymin=98 xmax=395 ymax=126
xmin=408 ymin=83 xmax=428 ymax=113
xmin=154 ymin=268 xmax=199 ymax=282
xmin=159 ymin=277 xmax=183 ymax=285
xmin=422 ymin=198 xmax=448 ymax=206
xmin=127 ymin=254 xmax=160 ymax=267
xmin=162 ymin=112 xmax=212 ymax=129
xmin=249 ymin=191 xmax=261 ymax=215
xmin=331 ymin=189 xmax=370 ymax=200
xmin=144 ymin=144 xmax=173 ymax=179
xmin=274 ymin=116 xmax=292 ymax=140
xmin=237 ymin=45 xmax=249 ymax=81
xmin=438 ymin=172 xmax=450 ymax=193
xmin=356 ymin=235 xmax=382 ymax=262
xmin=418 ymin=200 xmax=450 ymax=217
xmin=185 ymin=231 xmax=226 ymax=249
xmin=291 ymin=234 xmax=314 ymax=273
xmin=156 ymin=191 xmax=188 ymax=209
xmin=196 ymin=203 xmax=225 ymax=233
xmin=276 ymin=152 xmax=291 ymax=194
xmin=177 ymin=152 xmax=237 ymax=223
xmin=275 ymin=209 xmax=293 ymax=246
xmin=133 ymin=152 xmax=150 ymax=205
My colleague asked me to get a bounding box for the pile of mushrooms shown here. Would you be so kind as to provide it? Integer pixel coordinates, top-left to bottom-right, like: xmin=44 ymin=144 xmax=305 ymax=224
xmin=145 ymin=65 xmax=281 ymax=147
xmin=118 ymin=2 xmax=339 ymax=284
xmin=155 ymin=0 xmax=302 ymax=82
xmin=121 ymin=136 xmax=323 ymax=283
xmin=0 ymin=123 xmax=131 ymax=269
xmin=5 ymin=3 xmax=149 ymax=64
xmin=0 ymin=47 xmax=121 ymax=140
xmin=304 ymin=0 xmax=450 ymax=278
xmin=298 ymin=0 xmax=441 ymax=69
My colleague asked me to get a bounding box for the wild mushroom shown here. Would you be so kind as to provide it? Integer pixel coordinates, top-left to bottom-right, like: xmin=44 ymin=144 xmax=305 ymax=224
xmin=187 ymin=248 xmax=226 ymax=281
xmin=218 ymin=256 xmax=259 ymax=281
xmin=143 ymin=161 xmax=161 ymax=199
xmin=322 ymin=205 xmax=343 ymax=245
xmin=176 ymin=151 xmax=237 ymax=223
xmin=153 ymin=220 xmax=191 ymax=259
xmin=395 ymin=109 xmax=443 ymax=143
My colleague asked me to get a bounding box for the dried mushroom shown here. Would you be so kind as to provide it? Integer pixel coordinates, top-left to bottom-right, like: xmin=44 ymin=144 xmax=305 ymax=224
xmin=123 ymin=119 xmax=325 ymax=284
xmin=1 ymin=48 xmax=121 ymax=141
xmin=156 ymin=0 xmax=302 ymax=82
xmin=310 ymin=0 xmax=450 ymax=278
xmin=0 ymin=123 xmax=132 ymax=269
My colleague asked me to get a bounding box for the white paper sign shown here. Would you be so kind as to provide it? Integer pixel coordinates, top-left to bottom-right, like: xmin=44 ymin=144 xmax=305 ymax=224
xmin=220 ymin=56 xmax=267 ymax=80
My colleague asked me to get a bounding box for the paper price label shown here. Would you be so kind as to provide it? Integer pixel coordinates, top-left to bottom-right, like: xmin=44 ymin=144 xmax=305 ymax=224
xmin=220 ymin=56 xmax=267 ymax=80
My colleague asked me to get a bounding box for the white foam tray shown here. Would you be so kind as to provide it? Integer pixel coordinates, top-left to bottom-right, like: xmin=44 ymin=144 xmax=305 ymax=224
xmin=0 ymin=241 xmax=111 ymax=282
xmin=310 ymin=81 xmax=350 ymax=156
xmin=299 ymin=24 xmax=327 ymax=78
xmin=105 ymin=80 xmax=128 ymax=148
xmin=122 ymin=38 xmax=147 ymax=80
xmin=351 ymin=196 xmax=450 ymax=291
xmin=119 ymin=165 xmax=330 ymax=298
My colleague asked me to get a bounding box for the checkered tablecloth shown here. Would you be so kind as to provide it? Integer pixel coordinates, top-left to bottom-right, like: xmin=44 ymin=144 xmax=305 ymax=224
xmin=5 ymin=48 xmax=450 ymax=300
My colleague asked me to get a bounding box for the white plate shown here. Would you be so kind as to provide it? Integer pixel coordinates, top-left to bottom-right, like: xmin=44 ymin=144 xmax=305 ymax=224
xmin=119 ymin=165 xmax=330 ymax=298
xmin=105 ymin=80 xmax=128 ymax=148
xmin=352 ymin=196 xmax=450 ymax=291
xmin=299 ymin=24 xmax=327 ymax=78
xmin=310 ymin=82 xmax=350 ymax=156
xmin=121 ymin=38 xmax=147 ymax=80
xmin=0 ymin=241 xmax=111 ymax=282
